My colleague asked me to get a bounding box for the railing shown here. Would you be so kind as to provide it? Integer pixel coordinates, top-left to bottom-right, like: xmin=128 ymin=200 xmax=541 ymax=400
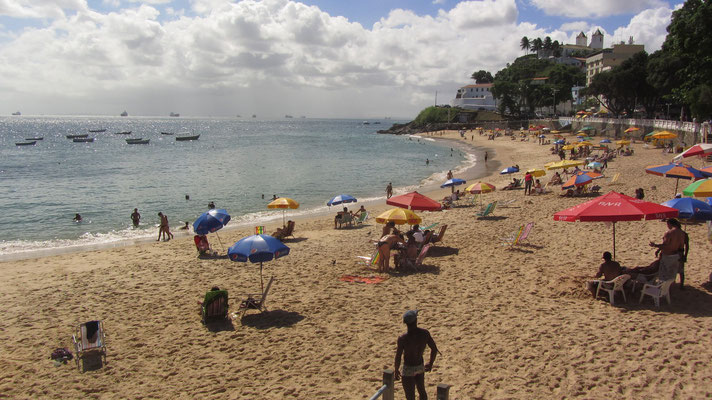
xmin=368 ymin=369 xmax=452 ymax=400
xmin=558 ymin=116 xmax=700 ymax=133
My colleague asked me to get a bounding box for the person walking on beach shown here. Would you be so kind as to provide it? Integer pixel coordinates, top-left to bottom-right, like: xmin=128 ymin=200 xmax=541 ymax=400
xmin=484 ymin=151 xmax=488 ymax=163
xmin=524 ymin=171 xmax=533 ymax=195
xmin=131 ymin=208 xmax=141 ymax=227
xmin=395 ymin=310 xmax=438 ymax=400
xmin=386 ymin=182 xmax=393 ymax=199
xmin=157 ymin=212 xmax=174 ymax=241
xmin=446 ymin=170 xmax=453 ymax=180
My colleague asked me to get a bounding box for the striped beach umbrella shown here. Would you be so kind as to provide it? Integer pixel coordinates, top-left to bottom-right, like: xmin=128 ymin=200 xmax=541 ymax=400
xmin=682 ymin=179 xmax=712 ymax=197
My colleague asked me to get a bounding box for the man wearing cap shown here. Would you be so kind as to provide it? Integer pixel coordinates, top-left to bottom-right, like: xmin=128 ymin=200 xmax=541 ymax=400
xmin=649 ymin=218 xmax=686 ymax=281
xmin=394 ymin=310 xmax=438 ymax=400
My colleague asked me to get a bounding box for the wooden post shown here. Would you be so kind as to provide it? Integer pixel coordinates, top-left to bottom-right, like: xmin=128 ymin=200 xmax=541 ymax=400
xmin=436 ymin=383 xmax=452 ymax=400
xmin=383 ymin=369 xmax=394 ymax=400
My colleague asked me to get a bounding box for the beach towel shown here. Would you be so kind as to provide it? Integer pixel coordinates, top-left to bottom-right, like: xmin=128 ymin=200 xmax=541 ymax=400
xmin=339 ymin=275 xmax=387 ymax=284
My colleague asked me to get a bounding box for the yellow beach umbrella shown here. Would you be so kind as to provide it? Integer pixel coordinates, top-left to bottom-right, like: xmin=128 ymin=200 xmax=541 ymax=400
xmin=616 ymin=140 xmax=630 ymax=146
xmin=577 ymin=141 xmax=593 ymax=147
xmin=465 ymin=181 xmax=496 ymax=193
xmin=562 ymin=144 xmax=576 ymax=150
xmin=375 ymin=208 xmax=422 ymax=225
xmin=526 ymin=168 xmax=546 ymax=177
xmin=267 ymin=197 xmax=300 ymax=225
xmin=652 ymin=131 xmax=677 ymax=140
xmin=624 ymin=127 xmax=640 ymax=133
xmin=546 ymin=160 xmax=584 ymax=170
xmin=550 ymin=130 xmax=560 ymax=134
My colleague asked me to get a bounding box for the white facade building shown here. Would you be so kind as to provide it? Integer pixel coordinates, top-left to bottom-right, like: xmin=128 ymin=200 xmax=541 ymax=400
xmin=451 ymin=83 xmax=496 ymax=110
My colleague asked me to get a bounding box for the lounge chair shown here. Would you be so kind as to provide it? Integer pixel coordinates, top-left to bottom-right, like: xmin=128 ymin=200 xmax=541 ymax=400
xmin=273 ymin=220 xmax=295 ymax=240
xmin=399 ymin=244 xmax=432 ymax=270
xmin=421 ymin=222 xmax=439 ymax=231
xmin=201 ymin=289 xmax=229 ymax=324
xmin=500 ymin=225 xmax=524 ymax=247
xmin=639 ymin=279 xmax=674 ymax=307
xmin=516 ymin=222 xmax=534 ymax=245
xmin=430 ymin=224 xmax=448 ymax=245
xmin=72 ymin=320 xmax=107 ymax=371
xmin=595 ymin=274 xmax=630 ymax=305
xmin=339 ymin=213 xmax=354 ymax=228
xmin=476 ymin=201 xmax=498 ymax=218
xmin=239 ymin=276 xmax=274 ymax=317
xmin=498 ymin=198 xmax=517 ymax=208
xmin=356 ymin=249 xmax=379 ymax=267
xmin=354 ymin=212 xmax=369 ymax=225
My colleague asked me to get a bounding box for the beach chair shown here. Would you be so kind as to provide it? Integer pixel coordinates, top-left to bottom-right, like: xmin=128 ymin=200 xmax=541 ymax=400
xmin=419 ymin=230 xmax=434 ymax=249
xmin=72 ymin=320 xmax=107 ymax=372
xmin=399 ymin=244 xmax=432 ymax=270
xmin=430 ymin=224 xmax=448 ymax=245
xmin=609 ymin=172 xmax=621 ymax=184
xmin=516 ymin=222 xmax=534 ymax=245
xmin=500 ymin=225 xmax=524 ymax=247
xmin=421 ymin=222 xmax=439 ymax=231
xmin=498 ymin=198 xmax=517 ymax=208
xmin=239 ymin=276 xmax=274 ymax=317
xmin=273 ymin=221 xmax=295 ymax=240
xmin=201 ymin=289 xmax=229 ymax=324
xmin=356 ymin=249 xmax=380 ymax=267
xmin=355 ymin=212 xmax=368 ymax=225
xmin=595 ymin=274 xmax=630 ymax=305
xmin=639 ymin=279 xmax=674 ymax=307
xmin=476 ymin=202 xmax=495 ymax=218
xmin=339 ymin=213 xmax=354 ymax=228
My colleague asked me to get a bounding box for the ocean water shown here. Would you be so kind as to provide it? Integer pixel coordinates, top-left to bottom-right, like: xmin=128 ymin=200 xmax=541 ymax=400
xmin=0 ymin=116 xmax=473 ymax=257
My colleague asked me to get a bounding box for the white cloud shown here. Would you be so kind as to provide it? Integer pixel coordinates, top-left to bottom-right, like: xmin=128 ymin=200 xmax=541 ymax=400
xmin=530 ymin=0 xmax=666 ymax=19
xmin=611 ymin=6 xmax=672 ymax=52
xmin=0 ymin=0 xmax=87 ymax=19
xmin=559 ymin=21 xmax=590 ymax=33
xmin=433 ymin=0 xmax=446 ymax=4
xmin=126 ymin=0 xmax=171 ymax=4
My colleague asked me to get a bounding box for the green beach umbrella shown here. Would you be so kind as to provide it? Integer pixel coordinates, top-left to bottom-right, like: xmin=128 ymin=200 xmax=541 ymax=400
xmin=682 ymin=179 xmax=712 ymax=197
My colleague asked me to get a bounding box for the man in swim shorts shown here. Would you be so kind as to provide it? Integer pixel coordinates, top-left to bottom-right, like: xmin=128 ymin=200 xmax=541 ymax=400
xmin=395 ymin=310 xmax=438 ymax=400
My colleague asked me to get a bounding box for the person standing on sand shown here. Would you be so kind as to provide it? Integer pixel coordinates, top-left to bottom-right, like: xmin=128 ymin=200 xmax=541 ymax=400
xmin=386 ymin=182 xmax=393 ymax=199
xmin=395 ymin=310 xmax=438 ymax=400
xmin=446 ymin=170 xmax=453 ymax=180
xmin=157 ymin=212 xmax=174 ymax=241
xmin=524 ymin=171 xmax=533 ymax=195
xmin=131 ymin=208 xmax=141 ymax=227
xmin=484 ymin=151 xmax=488 ymax=163
xmin=649 ymin=218 xmax=686 ymax=281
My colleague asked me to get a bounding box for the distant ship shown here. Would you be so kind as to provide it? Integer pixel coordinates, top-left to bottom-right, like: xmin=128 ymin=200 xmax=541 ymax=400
xmin=285 ymin=115 xmax=294 ymax=118
xmin=252 ymin=114 xmax=257 ymax=118
xmin=300 ymin=116 xmax=306 ymax=119
xmin=120 ymin=110 xmax=128 ymax=117
xmin=236 ymin=115 xmax=242 ymax=118
xmin=169 ymin=112 xmax=180 ymax=117
xmin=12 ymin=111 xmax=21 ymax=116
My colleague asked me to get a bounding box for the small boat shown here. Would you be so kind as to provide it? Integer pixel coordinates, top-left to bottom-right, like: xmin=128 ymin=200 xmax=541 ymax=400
xmin=16 ymin=141 xmax=36 ymax=146
xmin=88 ymin=129 xmax=106 ymax=133
xmin=66 ymin=134 xmax=89 ymax=139
xmin=120 ymin=111 xmax=128 ymax=117
xmin=169 ymin=112 xmax=180 ymax=117
xmin=114 ymin=131 xmax=132 ymax=135
xmin=362 ymin=121 xmax=370 ymax=125
xmin=12 ymin=111 xmax=21 ymax=116
xmin=160 ymin=132 xmax=174 ymax=135
xmin=252 ymin=114 xmax=256 ymax=118
xmin=285 ymin=115 xmax=293 ymax=118
xmin=25 ymin=137 xmax=43 ymax=141
xmin=126 ymin=138 xmax=149 ymax=144
xmin=175 ymin=134 xmax=200 ymax=141
xmin=73 ymin=138 xmax=95 ymax=143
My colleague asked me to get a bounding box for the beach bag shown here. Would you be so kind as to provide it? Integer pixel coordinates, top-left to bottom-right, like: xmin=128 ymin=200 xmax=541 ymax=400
xmin=50 ymin=348 xmax=73 ymax=364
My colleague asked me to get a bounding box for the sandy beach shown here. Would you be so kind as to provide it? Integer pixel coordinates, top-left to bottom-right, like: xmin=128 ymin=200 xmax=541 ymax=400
xmin=2 ymin=129 xmax=712 ymax=399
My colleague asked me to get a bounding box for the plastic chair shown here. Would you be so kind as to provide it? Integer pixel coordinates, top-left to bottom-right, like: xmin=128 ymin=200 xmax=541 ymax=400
xmin=595 ymin=274 xmax=630 ymax=305
xmin=639 ymin=279 xmax=674 ymax=307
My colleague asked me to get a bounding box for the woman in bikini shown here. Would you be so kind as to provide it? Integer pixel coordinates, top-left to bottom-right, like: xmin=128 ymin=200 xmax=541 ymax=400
xmin=377 ymin=233 xmax=405 ymax=272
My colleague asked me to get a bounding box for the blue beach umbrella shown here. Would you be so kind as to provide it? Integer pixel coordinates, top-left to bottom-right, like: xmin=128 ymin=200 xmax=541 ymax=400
xmin=193 ymin=209 xmax=231 ymax=250
xmin=327 ymin=194 xmax=357 ymax=207
xmin=441 ymin=178 xmax=467 ymax=193
xmin=587 ymin=161 xmax=603 ymax=169
xmin=660 ymin=197 xmax=712 ymax=220
xmin=562 ymin=174 xmax=593 ymax=189
xmin=228 ymin=234 xmax=290 ymax=292
xmin=555 ymin=139 xmax=566 ymax=145
xmin=600 ymin=139 xmax=611 ymax=143
xmin=500 ymin=167 xmax=519 ymax=174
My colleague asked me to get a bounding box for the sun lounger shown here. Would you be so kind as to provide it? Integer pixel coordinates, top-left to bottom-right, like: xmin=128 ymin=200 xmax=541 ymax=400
xmin=239 ymin=276 xmax=274 ymax=317
xmin=273 ymin=220 xmax=295 ymax=240
xmin=430 ymin=224 xmax=448 ymax=245
xmin=354 ymin=212 xmax=368 ymax=224
xmin=72 ymin=320 xmax=107 ymax=371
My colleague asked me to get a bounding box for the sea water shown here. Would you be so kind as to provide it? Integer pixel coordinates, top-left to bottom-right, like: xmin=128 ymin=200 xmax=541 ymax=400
xmin=0 ymin=116 xmax=473 ymax=258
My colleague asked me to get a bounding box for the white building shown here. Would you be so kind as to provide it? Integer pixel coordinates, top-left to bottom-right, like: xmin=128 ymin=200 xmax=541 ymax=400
xmin=451 ymin=83 xmax=496 ymax=110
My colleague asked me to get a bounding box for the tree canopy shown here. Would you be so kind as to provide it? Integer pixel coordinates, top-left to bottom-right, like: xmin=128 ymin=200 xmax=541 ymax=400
xmin=471 ymin=70 xmax=494 ymax=84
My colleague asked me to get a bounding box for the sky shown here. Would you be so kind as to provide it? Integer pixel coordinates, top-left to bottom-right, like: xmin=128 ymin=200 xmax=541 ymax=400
xmin=0 ymin=0 xmax=685 ymax=119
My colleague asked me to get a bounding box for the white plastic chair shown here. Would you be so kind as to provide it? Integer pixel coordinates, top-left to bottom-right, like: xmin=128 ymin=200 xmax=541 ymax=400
xmin=639 ymin=279 xmax=674 ymax=307
xmin=595 ymin=274 xmax=630 ymax=305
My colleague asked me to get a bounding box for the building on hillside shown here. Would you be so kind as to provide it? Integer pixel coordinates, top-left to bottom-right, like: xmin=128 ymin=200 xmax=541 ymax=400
xmin=451 ymin=83 xmax=496 ymax=110
xmin=539 ymin=30 xmax=605 ymax=69
xmin=585 ymin=40 xmax=645 ymax=85
xmin=571 ymin=86 xmax=585 ymax=106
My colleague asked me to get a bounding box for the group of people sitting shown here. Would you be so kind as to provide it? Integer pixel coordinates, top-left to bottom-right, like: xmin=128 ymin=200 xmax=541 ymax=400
xmin=334 ymin=206 xmax=366 ymax=229
xmin=375 ymin=222 xmax=433 ymax=272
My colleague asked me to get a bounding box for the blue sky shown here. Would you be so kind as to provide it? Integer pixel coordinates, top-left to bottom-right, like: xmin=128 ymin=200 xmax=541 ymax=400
xmin=0 ymin=0 xmax=686 ymax=118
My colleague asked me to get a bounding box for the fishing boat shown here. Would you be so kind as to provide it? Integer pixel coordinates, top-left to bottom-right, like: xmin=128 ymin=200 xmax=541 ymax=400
xmin=160 ymin=132 xmax=174 ymax=135
xmin=126 ymin=138 xmax=149 ymax=144
xmin=73 ymin=138 xmax=95 ymax=143
xmin=25 ymin=137 xmax=43 ymax=141
xmin=285 ymin=115 xmax=293 ymax=118
xmin=12 ymin=111 xmax=21 ymax=116
xmin=16 ymin=141 xmax=36 ymax=146
xmin=120 ymin=111 xmax=128 ymax=117
xmin=88 ymin=129 xmax=106 ymax=133
xmin=114 ymin=131 xmax=132 ymax=135
xmin=169 ymin=112 xmax=180 ymax=117
xmin=66 ymin=134 xmax=89 ymax=139
xmin=175 ymin=134 xmax=200 ymax=141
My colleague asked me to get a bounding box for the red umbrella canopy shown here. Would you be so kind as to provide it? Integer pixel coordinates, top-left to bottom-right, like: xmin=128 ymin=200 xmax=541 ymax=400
xmin=554 ymin=191 xmax=679 ymax=222
xmin=386 ymin=191 xmax=442 ymax=211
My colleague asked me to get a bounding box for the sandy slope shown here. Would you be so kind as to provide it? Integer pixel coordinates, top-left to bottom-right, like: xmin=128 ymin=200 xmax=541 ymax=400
xmin=2 ymin=129 xmax=711 ymax=399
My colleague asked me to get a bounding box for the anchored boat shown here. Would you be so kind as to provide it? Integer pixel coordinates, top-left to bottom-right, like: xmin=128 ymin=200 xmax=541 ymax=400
xmin=126 ymin=138 xmax=150 ymax=144
xmin=73 ymin=138 xmax=95 ymax=143
xmin=175 ymin=134 xmax=200 ymax=141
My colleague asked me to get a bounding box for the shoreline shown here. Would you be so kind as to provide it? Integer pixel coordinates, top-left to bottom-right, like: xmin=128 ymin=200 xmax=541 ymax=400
xmin=0 ymin=133 xmax=488 ymax=262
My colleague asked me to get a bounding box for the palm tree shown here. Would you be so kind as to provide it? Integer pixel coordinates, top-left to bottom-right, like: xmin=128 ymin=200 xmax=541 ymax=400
xmin=520 ymin=36 xmax=530 ymax=54
xmin=531 ymin=38 xmax=543 ymax=53
xmin=543 ymin=36 xmax=553 ymax=50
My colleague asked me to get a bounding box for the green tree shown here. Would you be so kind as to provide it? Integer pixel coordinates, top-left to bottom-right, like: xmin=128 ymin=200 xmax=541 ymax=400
xmin=531 ymin=38 xmax=543 ymax=53
xmin=520 ymin=36 xmax=530 ymax=54
xmin=471 ymin=70 xmax=494 ymax=84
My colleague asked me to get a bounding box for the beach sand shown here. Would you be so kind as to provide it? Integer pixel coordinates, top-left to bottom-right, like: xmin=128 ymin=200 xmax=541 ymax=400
xmin=2 ymin=130 xmax=712 ymax=399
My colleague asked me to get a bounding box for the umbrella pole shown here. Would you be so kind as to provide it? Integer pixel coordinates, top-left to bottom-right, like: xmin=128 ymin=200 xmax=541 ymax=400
xmin=612 ymin=222 xmax=616 ymax=260
xmin=674 ymin=178 xmax=679 ymax=196
xmin=214 ymin=232 xmax=225 ymax=252
xmin=282 ymin=210 xmax=286 ymax=226
xmin=260 ymin=262 xmax=264 ymax=293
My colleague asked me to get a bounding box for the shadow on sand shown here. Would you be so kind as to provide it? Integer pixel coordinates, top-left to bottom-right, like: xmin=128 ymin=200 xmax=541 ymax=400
xmin=240 ymin=310 xmax=305 ymax=329
xmin=426 ymin=246 xmax=459 ymax=257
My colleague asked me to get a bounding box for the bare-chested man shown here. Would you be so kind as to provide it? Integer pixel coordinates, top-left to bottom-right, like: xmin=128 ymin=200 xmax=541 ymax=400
xmin=649 ymin=218 xmax=685 ymax=281
xmin=377 ymin=233 xmax=404 ymax=272
xmin=395 ymin=310 xmax=438 ymax=400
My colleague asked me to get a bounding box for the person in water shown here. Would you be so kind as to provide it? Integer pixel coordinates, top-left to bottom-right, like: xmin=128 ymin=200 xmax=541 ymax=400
xmin=73 ymin=213 xmax=82 ymax=222
xmin=131 ymin=208 xmax=141 ymax=227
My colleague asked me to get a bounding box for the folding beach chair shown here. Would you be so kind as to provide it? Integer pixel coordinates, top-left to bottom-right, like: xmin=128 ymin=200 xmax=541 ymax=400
xmin=201 ymin=289 xmax=229 ymax=324
xmin=516 ymin=222 xmax=534 ymax=245
xmin=239 ymin=276 xmax=274 ymax=317
xmin=72 ymin=320 xmax=107 ymax=372
xmin=355 ymin=212 xmax=369 ymax=225
xmin=430 ymin=224 xmax=448 ymax=246
xmin=501 ymin=225 xmax=524 ymax=247
xmin=356 ymin=248 xmax=380 ymax=267
xmin=476 ymin=202 xmax=494 ymax=217
xmin=609 ymin=172 xmax=621 ymax=184
xmin=399 ymin=244 xmax=432 ymax=270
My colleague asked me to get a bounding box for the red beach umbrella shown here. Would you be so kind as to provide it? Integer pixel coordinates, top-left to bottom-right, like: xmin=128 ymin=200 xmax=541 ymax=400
xmin=386 ymin=191 xmax=442 ymax=211
xmin=553 ymin=191 xmax=679 ymax=258
xmin=675 ymin=143 xmax=712 ymax=160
